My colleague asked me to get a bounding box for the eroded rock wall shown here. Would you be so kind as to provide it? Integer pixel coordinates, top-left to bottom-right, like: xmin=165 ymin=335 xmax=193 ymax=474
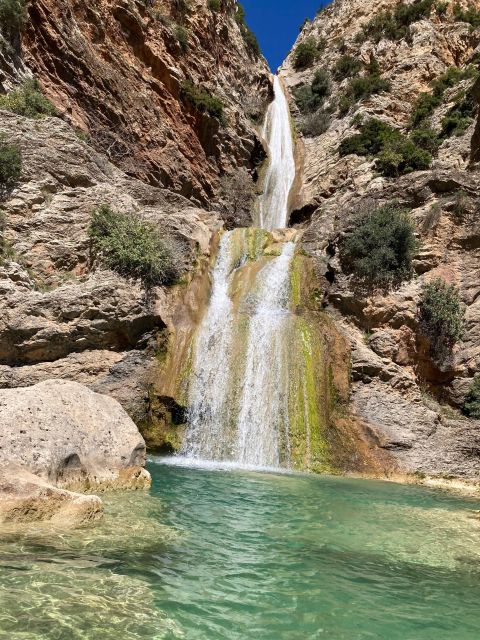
xmin=281 ymin=0 xmax=480 ymax=480
xmin=22 ymin=0 xmax=271 ymax=203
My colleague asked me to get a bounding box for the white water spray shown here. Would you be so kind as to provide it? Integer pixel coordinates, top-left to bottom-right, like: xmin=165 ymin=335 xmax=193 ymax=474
xmin=181 ymin=76 xmax=296 ymax=467
xmin=258 ymin=76 xmax=296 ymax=230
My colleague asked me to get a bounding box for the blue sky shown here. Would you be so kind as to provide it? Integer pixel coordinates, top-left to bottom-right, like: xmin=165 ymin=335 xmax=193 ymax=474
xmin=241 ymin=1 xmax=331 ymax=71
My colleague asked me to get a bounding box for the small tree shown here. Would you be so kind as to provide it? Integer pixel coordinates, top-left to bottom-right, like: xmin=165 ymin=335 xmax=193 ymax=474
xmin=463 ymin=376 xmax=480 ymax=419
xmin=341 ymin=203 xmax=417 ymax=288
xmin=418 ymin=278 xmax=465 ymax=362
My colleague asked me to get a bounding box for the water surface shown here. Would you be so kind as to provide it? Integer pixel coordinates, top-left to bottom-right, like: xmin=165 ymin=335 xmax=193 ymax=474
xmin=1 ymin=462 xmax=480 ymax=639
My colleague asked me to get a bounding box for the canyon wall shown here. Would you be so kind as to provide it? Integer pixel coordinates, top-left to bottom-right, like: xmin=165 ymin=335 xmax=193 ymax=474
xmin=0 ymin=0 xmax=271 ymax=433
xmin=281 ymin=0 xmax=480 ymax=480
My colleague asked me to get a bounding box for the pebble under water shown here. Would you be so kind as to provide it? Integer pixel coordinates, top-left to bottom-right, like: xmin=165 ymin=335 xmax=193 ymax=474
xmin=1 ymin=461 xmax=480 ymax=639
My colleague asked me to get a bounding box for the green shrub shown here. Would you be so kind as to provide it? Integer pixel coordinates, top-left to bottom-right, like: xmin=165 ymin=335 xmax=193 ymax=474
xmin=174 ymin=24 xmax=189 ymax=52
xmin=293 ymin=36 xmax=318 ymax=69
xmin=440 ymin=90 xmax=476 ymax=137
xmin=410 ymin=66 xmax=478 ymax=128
xmin=208 ymin=0 xmax=221 ymax=10
xmin=0 ymin=0 xmax=25 ymax=42
xmin=300 ymin=109 xmax=331 ymax=137
xmin=463 ymin=376 xmax=480 ymax=418
xmin=418 ymin=278 xmax=465 ymax=360
xmin=348 ymin=74 xmax=391 ymax=101
xmin=436 ymin=2 xmax=448 ymax=16
xmin=180 ymin=81 xmax=225 ymax=122
xmin=234 ymin=3 xmax=260 ymax=57
xmin=341 ymin=203 xmax=417 ymax=288
xmin=376 ymin=137 xmax=432 ymax=176
xmin=340 ymin=118 xmax=433 ymax=176
xmin=0 ymin=79 xmax=57 ymax=118
xmin=334 ymin=55 xmax=362 ymax=81
xmin=361 ymin=0 xmax=435 ymax=43
xmin=0 ymin=135 xmax=21 ymax=197
xmin=453 ymin=2 xmax=480 ymax=28
xmin=410 ymin=126 xmax=441 ymax=152
xmin=88 ymin=205 xmax=179 ymax=286
xmin=293 ymin=68 xmax=331 ymax=113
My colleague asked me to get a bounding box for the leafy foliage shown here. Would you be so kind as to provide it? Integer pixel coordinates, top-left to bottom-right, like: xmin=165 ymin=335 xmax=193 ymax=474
xmin=334 ymin=55 xmax=362 ymax=81
xmin=208 ymin=0 xmax=221 ymax=10
xmin=359 ymin=0 xmax=435 ymax=43
xmin=173 ymin=24 xmax=189 ymax=52
xmin=341 ymin=204 xmax=417 ymax=288
xmin=300 ymin=109 xmax=331 ymax=137
xmin=0 ymin=0 xmax=25 ymax=42
xmin=453 ymin=2 xmax=480 ymax=28
xmin=88 ymin=205 xmax=180 ymax=287
xmin=180 ymin=81 xmax=225 ymax=122
xmin=418 ymin=278 xmax=465 ymax=361
xmin=0 ymin=79 xmax=57 ymax=118
xmin=463 ymin=376 xmax=480 ymax=419
xmin=0 ymin=135 xmax=21 ymax=198
xmin=339 ymin=118 xmax=432 ymax=176
xmin=293 ymin=68 xmax=331 ymax=114
xmin=440 ymin=89 xmax=477 ymax=137
xmin=293 ymin=36 xmax=318 ymax=70
xmin=234 ymin=3 xmax=260 ymax=57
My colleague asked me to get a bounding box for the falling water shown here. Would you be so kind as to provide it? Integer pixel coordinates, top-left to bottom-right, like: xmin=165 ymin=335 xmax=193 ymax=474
xmin=181 ymin=76 xmax=296 ymax=467
xmin=258 ymin=76 xmax=296 ymax=230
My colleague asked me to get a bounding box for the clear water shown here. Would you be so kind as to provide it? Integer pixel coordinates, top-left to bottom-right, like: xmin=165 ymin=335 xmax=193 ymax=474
xmin=2 ymin=462 xmax=480 ymax=639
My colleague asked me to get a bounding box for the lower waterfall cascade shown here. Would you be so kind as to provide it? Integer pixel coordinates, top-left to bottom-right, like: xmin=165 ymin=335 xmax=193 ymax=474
xmin=180 ymin=75 xmax=311 ymax=469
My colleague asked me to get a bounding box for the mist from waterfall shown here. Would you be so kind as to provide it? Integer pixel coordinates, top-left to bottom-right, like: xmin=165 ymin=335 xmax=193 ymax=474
xmin=181 ymin=76 xmax=296 ymax=468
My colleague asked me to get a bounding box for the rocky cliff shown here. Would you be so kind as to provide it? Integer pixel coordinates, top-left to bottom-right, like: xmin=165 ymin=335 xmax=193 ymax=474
xmin=0 ymin=0 xmax=271 ymax=438
xmin=281 ymin=0 xmax=480 ymax=480
xmin=22 ymin=0 xmax=271 ymax=204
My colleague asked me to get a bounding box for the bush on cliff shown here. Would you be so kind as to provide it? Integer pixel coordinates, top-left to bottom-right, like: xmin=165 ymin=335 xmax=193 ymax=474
xmin=341 ymin=204 xmax=417 ymax=288
xmin=293 ymin=69 xmax=331 ymax=113
xmin=88 ymin=205 xmax=180 ymax=287
xmin=180 ymin=81 xmax=225 ymax=123
xmin=453 ymin=2 xmax=480 ymax=28
xmin=208 ymin=0 xmax=221 ymax=10
xmin=293 ymin=36 xmax=318 ymax=70
xmin=463 ymin=376 xmax=480 ymax=419
xmin=418 ymin=278 xmax=465 ymax=361
xmin=333 ymin=55 xmax=362 ymax=81
xmin=234 ymin=3 xmax=260 ymax=57
xmin=0 ymin=79 xmax=57 ymax=118
xmin=359 ymin=0 xmax=435 ymax=43
xmin=339 ymin=118 xmax=432 ymax=176
xmin=0 ymin=0 xmax=25 ymax=42
xmin=0 ymin=135 xmax=21 ymax=198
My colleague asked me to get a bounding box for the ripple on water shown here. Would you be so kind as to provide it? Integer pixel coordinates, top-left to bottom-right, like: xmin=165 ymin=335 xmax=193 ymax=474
xmin=1 ymin=463 xmax=480 ymax=640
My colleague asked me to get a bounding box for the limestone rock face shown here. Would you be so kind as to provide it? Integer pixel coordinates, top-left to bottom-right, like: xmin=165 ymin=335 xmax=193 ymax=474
xmin=0 ymin=380 xmax=150 ymax=491
xmin=22 ymin=0 xmax=271 ymax=204
xmin=0 ymin=110 xmax=222 ymax=423
xmin=281 ymin=0 xmax=480 ymax=479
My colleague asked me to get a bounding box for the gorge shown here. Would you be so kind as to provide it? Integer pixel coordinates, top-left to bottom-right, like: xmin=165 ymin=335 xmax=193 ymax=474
xmin=2 ymin=0 xmax=480 ymax=638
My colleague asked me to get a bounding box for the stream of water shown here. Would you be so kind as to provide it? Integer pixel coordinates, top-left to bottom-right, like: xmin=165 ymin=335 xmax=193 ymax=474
xmin=181 ymin=75 xmax=297 ymax=467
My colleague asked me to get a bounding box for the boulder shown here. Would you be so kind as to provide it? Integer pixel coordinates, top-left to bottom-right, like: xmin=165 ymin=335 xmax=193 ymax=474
xmin=0 ymin=379 xmax=151 ymax=491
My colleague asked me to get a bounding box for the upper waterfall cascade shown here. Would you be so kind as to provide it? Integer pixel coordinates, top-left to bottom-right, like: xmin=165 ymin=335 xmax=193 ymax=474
xmin=258 ymin=76 xmax=296 ymax=230
xmin=181 ymin=77 xmax=299 ymax=468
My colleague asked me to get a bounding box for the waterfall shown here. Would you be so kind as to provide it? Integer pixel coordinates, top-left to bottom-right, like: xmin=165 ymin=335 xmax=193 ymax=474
xmin=180 ymin=76 xmax=296 ymax=468
xmin=258 ymin=76 xmax=296 ymax=231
